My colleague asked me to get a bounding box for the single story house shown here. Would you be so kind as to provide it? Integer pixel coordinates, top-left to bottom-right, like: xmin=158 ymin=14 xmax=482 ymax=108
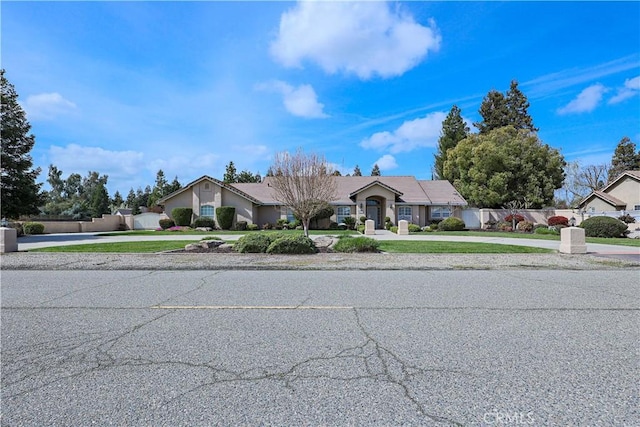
xmin=157 ymin=175 xmax=467 ymax=229
xmin=578 ymin=170 xmax=640 ymax=213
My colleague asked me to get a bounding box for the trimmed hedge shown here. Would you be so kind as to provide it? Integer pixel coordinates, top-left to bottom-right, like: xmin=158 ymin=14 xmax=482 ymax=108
xmin=266 ymin=235 xmax=317 ymax=254
xmin=333 ymin=236 xmax=380 ymax=253
xmin=534 ymin=227 xmax=559 ymax=235
xmin=437 ymin=217 xmax=465 ymax=231
xmin=408 ymin=223 xmax=421 ymax=232
xmin=172 ymin=208 xmax=193 ymax=226
xmin=159 ymin=218 xmax=175 ymax=230
xmin=216 ymin=206 xmax=235 ymax=230
xmin=547 ymin=215 xmax=569 ymax=227
xmin=235 ymin=221 xmax=248 ymax=231
xmin=23 ymin=222 xmax=45 ymax=235
xmin=580 ymin=216 xmax=628 ymax=238
xmin=193 ymin=217 xmax=216 ymax=228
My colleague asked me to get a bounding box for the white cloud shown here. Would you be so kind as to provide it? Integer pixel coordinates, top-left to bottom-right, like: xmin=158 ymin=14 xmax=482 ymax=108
xmin=557 ymin=84 xmax=608 ymax=115
xmin=374 ymin=154 xmax=398 ymax=171
xmin=360 ymin=111 xmax=448 ymax=153
xmin=256 ymin=80 xmax=327 ymax=118
xmin=49 ymin=144 xmax=144 ymax=177
xmin=23 ymin=92 xmax=76 ymax=120
xmin=270 ymin=1 xmax=441 ymax=79
xmin=608 ymin=75 xmax=640 ymax=104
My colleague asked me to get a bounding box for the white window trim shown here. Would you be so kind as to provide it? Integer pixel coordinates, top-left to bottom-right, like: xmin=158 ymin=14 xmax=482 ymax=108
xmin=397 ymin=206 xmax=412 ymax=222
xmin=431 ymin=206 xmax=452 ymax=219
xmin=200 ymin=205 xmax=215 ymax=218
xmin=336 ymin=206 xmax=351 ymax=223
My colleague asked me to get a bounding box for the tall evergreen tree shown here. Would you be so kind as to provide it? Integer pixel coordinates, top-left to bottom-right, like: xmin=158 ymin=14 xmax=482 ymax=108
xmin=125 ymin=188 xmax=136 ymax=208
xmin=474 ymin=90 xmax=509 ymax=134
xmin=353 ymin=165 xmax=362 ymax=176
xmin=89 ymin=182 xmax=110 ymax=218
xmin=609 ymin=136 xmax=639 ymax=181
xmin=148 ymin=169 xmax=168 ymax=207
xmin=166 ymin=176 xmax=182 ymax=194
xmin=434 ymin=105 xmax=469 ymax=179
xmin=1 ymin=69 xmax=43 ymax=218
xmin=111 ymin=190 xmax=124 ymax=209
xmin=371 ymin=164 xmax=381 ymax=176
xmin=505 ymin=80 xmax=538 ymax=132
xmin=236 ymin=170 xmax=261 ymax=183
xmin=223 ymin=161 xmax=237 ymax=183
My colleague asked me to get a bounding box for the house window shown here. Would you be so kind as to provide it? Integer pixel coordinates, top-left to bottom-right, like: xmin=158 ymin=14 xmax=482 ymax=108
xmin=398 ymin=206 xmax=412 ymax=222
xmin=200 ymin=205 xmax=215 ymax=218
xmin=204 ymin=183 xmax=211 ymax=190
xmin=286 ymin=209 xmax=296 ymax=222
xmin=431 ymin=206 xmax=452 ymax=219
xmin=336 ymin=206 xmax=351 ymax=223
xmin=634 ymin=205 xmax=640 ymax=211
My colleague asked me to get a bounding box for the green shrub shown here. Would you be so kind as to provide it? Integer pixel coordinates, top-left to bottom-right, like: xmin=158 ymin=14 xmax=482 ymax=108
xmin=172 ymin=208 xmax=193 ymax=226
xmin=234 ymin=233 xmax=274 ymax=253
xmin=262 ymin=222 xmax=273 ymax=230
xmin=580 ymin=216 xmax=628 ymax=238
xmin=342 ymin=216 xmax=356 ymax=230
xmin=534 ymin=227 xmax=559 ymax=235
xmin=216 ymin=206 xmax=235 ymax=230
xmin=356 ymin=224 xmax=365 ymax=233
xmin=276 ymin=218 xmax=289 ymax=229
xmin=266 ymin=235 xmax=317 ymax=254
xmin=193 ymin=217 xmax=215 ymax=228
xmin=23 ymin=222 xmax=45 ymax=235
xmin=408 ymin=223 xmax=421 ymax=232
xmin=328 ymin=221 xmax=339 ymax=230
xmin=289 ymin=219 xmax=301 ymax=229
xmin=159 ymin=218 xmax=175 ymax=230
xmin=333 ymin=236 xmax=380 ymax=253
xmin=390 ymin=226 xmax=398 ymax=233
xmin=235 ymin=221 xmax=248 ymax=231
xmin=437 ymin=217 xmax=465 ymax=231
xmin=497 ymin=222 xmax=512 ymax=232
xmin=516 ymin=221 xmax=534 ymax=232
xmin=359 ymin=216 xmax=367 ymax=225
xmin=246 ymin=223 xmax=259 ymax=231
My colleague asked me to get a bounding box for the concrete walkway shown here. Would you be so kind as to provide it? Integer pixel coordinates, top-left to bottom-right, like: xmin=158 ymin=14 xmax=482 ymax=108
xmin=14 ymin=230 xmax=640 ymax=260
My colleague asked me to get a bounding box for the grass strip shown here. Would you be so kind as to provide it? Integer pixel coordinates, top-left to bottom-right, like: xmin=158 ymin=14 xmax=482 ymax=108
xmin=413 ymin=231 xmax=639 ymax=247
xmin=378 ymin=241 xmax=553 ymax=254
xmin=30 ymin=241 xmax=196 ymax=253
xmin=97 ymin=230 xmax=358 ymax=237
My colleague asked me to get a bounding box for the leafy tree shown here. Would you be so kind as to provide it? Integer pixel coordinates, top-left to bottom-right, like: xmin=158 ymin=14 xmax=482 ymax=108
xmin=609 ymin=136 xmax=639 ymax=181
xmin=475 ymin=81 xmax=537 ymax=134
xmin=434 ymin=105 xmax=469 ymax=179
xmin=64 ymin=173 xmax=82 ymax=199
xmin=371 ymin=164 xmax=381 ymax=176
xmin=443 ymin=126 xmax=565 ymax=208
xmin=505 ymin=80 xmax=538 ymax=132
xmin=47 ymin=164 xmax=65 ymax=202
xmin=353 ymin=165 xmax=362 ymax=176
xmin=1 ymin=69 xmax=43 ymax=218
xmin=268 ymin=148 xmax=338 ymax=237
xmin=223 ymin=161 xmax=237 ymax=183
xmin=236 ymin=170 xmax=261 ymax=183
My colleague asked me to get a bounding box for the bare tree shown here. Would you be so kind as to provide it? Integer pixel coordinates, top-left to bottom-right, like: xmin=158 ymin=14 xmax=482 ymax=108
xmin=268 ymin=149 xmax=338 ymax=237
xmin=559 ymin=161 xmax=609 ymax=207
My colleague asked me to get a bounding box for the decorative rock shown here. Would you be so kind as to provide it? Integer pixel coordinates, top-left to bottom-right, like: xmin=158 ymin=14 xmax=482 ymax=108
xmin=313 ymin=236 xmax=333 ymax=248
xmin=195 ymin=227 xmax=212 ymax=232
xmin=184 ymin=243 xmax=202 ymax=251
xmin=559 ymin=227 xmax=587 ymax=254
xmin=200 ymin=240 xmax=223 ymax=248
xmin=0 ymin=227 xmax=18 ymax=253
xmin=218 ymin=243 xmax=234 ymax=251
xmin=397 ymin=220 xmax=409 ymax=235
xmin=365 ymin=219 xmax=375 ymax=235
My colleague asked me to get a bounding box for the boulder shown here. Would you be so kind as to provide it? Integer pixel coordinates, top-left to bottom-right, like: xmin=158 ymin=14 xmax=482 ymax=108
xmin=313 ymin=236 xmax=333 ymax=249
xmin=200 ymin=240 xmax=224 ymax=248
xmin=185 ymin=243 xmax=201 ymax=251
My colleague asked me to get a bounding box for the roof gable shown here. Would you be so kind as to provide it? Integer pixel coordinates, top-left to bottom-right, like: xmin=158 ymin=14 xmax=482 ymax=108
xmin=157 ymin=175 xmax=262 ymax=205
xmin=349 ymin=180 xmax=403 ymax=198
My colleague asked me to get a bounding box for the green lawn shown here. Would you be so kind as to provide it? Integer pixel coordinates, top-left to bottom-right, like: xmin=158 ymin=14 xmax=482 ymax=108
xmin=419 ymin=231 xmax=640 ymax=247
xmin=97 ymin=229 xmax=358 ymax=237
xmin=379 ymin=241 xmax=553 ymax=254
xmin=31 ymin=241 xmax=195 ymax=253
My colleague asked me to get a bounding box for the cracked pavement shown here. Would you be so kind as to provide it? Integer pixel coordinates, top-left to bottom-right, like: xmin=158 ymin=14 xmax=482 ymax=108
xmin=1 ymin=270 xmax=638 ymax=426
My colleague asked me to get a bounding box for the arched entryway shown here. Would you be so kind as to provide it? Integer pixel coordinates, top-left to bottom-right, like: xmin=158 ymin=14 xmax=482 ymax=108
xmin=366 ymin=197 xmax=384 ymax=228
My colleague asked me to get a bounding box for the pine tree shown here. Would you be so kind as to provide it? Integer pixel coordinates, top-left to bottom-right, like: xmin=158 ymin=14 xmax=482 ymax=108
xmin=166 ymin=176 xmax=182 ymax=194
xmin=111 ymin=191 xmax=124 ymax=209
xmin=474 ymin=90 xmax=509 ymax=134
xmin=434 ymin=105 xmax=469 ymax=180
xmin=1 ymin=69 xmax=43 ymax=218
xmin=505 ymin=80 xmax=538 ymax=132
xmin=90 ymin=182 xmax=110 ymax=218
xmin=371 ymin=164 xmax=381 ymax=176
xmin=353 ymin=165 xmax=362 ymax=176
xmin=223 ymin=161 xmax=237 ymax=183
xmin=609 ymin=136 xmax=639 ymax=181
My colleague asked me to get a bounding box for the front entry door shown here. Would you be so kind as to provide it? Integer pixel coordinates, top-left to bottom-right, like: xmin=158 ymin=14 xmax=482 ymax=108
xmin=366 ymin=206 xmax=379 ymax=228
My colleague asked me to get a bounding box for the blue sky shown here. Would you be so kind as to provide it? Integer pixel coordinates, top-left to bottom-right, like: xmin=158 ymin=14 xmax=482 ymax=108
xmin=3 ymin=1 xmax=639 ymax=196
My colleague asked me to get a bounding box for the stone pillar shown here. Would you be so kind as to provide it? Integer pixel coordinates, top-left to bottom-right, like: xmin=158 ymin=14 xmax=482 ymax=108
xmin=0 ymin=227 xmax=18 ymax=253
xmin=397 ymin=220 xmax=409 ymax=235
xmin=365 ymin=219 xmax=375 ymax=235
xmin=559 ymin=227 xmax=587 ymax=254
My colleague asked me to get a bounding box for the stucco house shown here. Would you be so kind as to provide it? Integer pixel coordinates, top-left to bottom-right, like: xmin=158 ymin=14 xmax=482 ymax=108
xmin=578 ymin=170 xmax=640 ymax=213
xmin=157 ymin=175 xmax=467 ymax=229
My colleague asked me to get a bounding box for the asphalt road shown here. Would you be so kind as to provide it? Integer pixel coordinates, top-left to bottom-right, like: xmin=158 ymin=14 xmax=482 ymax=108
xmin=2 ymin=270 xmax=638 ymax=426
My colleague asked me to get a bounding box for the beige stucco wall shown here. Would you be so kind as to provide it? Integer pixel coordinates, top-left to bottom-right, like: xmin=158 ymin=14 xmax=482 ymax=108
xmin=164 ymin=190 xmax=195 ymax=220
xmin=39 ymin=215 xmax=124 ymax=233
xmin=603 ymin=177 xmax=639 ymax=210
xmin=582 ymin=198 xmax=617 ymax=213
xmin=353 ymin=186 xmax=396 ymax=227
xmin=257 ymin=205 xmax=281 ymax=226
xmin=221 ymin=189 xmax=254 ymax=225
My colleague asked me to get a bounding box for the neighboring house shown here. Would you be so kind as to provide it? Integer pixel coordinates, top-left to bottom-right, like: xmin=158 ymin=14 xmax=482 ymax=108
xmin=578 ymin=170 xmax=640 ymax=213
xmin=157 ymin=175 xmax=467 ymax=229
